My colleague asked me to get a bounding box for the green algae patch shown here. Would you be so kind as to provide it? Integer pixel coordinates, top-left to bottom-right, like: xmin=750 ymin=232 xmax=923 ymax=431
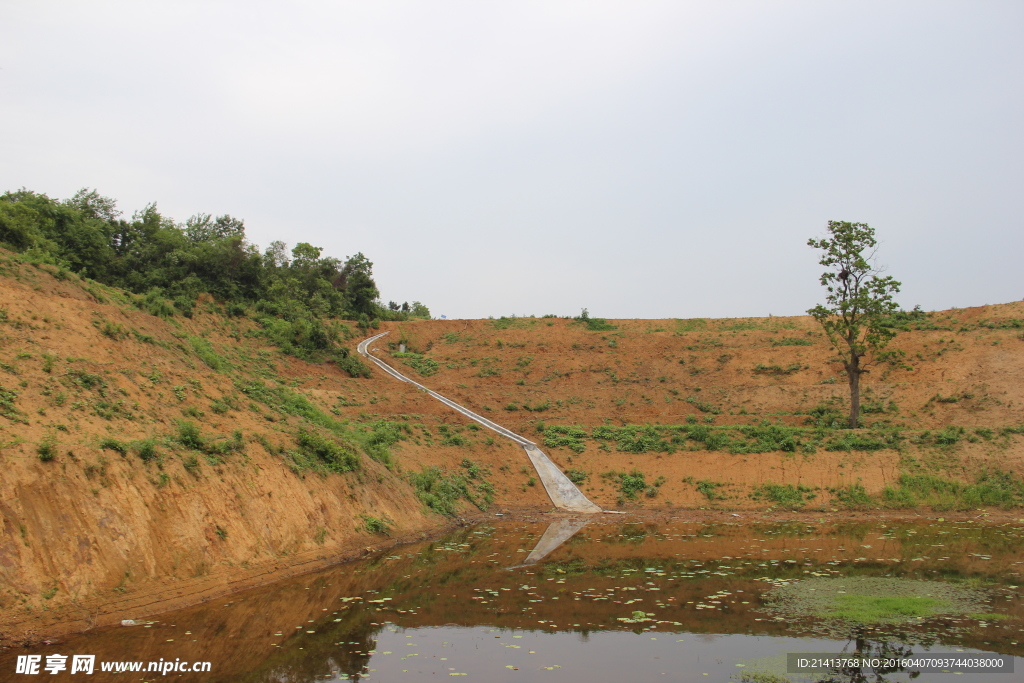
xmin=764 ymin=577 xmax=989 ymax=625
xmin=831 ymin=594 xmax=943 ymax=622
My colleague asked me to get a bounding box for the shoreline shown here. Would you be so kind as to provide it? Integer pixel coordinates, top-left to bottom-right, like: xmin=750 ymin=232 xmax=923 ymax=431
xmin=3 ymin=505 xmax=1019 ymax=647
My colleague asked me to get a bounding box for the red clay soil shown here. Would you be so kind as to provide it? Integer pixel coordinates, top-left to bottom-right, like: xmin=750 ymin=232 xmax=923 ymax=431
xmin=0 ymin=253 xmax=1021 ymax=642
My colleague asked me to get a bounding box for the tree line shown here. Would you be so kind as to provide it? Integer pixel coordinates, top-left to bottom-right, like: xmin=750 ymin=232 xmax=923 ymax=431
xmin=0 ymin=187 xmax=429 ymax=323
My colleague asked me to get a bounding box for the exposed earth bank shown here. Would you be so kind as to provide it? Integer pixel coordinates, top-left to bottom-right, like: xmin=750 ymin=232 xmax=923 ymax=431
xmin=1 ymin=253 xmax=1022 ymax=642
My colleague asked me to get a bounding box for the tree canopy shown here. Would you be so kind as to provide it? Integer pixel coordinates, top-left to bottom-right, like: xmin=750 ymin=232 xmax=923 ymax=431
xmin=0 ymin=188 xmax=429 ymax=368
xmin=807 ymin=221 xmax=902 ymax=428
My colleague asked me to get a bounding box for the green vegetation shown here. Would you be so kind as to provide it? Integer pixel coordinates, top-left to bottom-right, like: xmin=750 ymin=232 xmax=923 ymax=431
xmin=0 ymin=384 xmax=21 ymax=421
xmin=544 ymin=425 xmax=588 ymax=453
xmin=36 ymin=435 xmax=58 ymax=461
xmin=750 ymin=482 xmax=816 ymax=509
xmin=696 ymin=480 xmax=728 ymax=501
xmin=409 ymin=459 xmax=494 ymax=515
xmin=394 ymin=352 xmax=439 ymax=376
xmin=293 ymin=428 xmax=360 ymax=474
xmin=807 ymin=221 xmax=903 ymax=428
xmin=602 ymin=469 xmax=655 ymax=502
xmin=545 ymin=419 xmax=991 ymax=459
xmin=752 ymin=362 xmax=802 ymax=376
xmin=98 ymin=437 xmax=128 ymax=456
xmin=489 ymin=315 xmax=535 ymax=330
xmin=765 ymin=577 xmax=988 ymax=626
xmin=883 ymin=470 xmax=1024 ymax=510
xmin=0 ymin=188 xmax=429 ymax=366
xmin=360 ymin=515 xmax=392 ymax=535
xmin=832 ymin=594 xmax=941 ymax=622
xmin=574 ymin=309 xmax=616 ymax=331
xmin=565 ymin=468 xmax=588 ymax=484
xmin=770 ymin=336 xmax=813 ymax=346
xmin=827 ymin=482 xmax=873 ymax=509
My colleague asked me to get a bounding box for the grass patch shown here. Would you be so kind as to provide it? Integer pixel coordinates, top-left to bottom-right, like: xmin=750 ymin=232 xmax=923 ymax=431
xmin=360 ymin=515 xmax=392 ymax=535
xmin=409 ymin=459 xmax=494 ymax=515
xmin=752 ymin=363 xmax=802 ymax=376
xmin=696 ymin=480 xmax=728 ymax=501
xmin=770 ymin=336 xmax=813 ymax=346
xmin=187 ymin=336 xmax=230 ymax=372
xmin=489 ymin=315 xmax=535 ymax=330
xmin=293 ymin=428 xmax=360 ymax=474
xmin=751 ymin=482 xmax=816 ymax=509
xmin=882 ymin=469 xmax=1024 ymax=510
xmin=394 ymin=352 xmax=439 ymax=376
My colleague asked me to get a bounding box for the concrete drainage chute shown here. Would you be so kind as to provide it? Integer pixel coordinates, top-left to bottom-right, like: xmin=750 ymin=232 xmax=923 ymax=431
xmin=357 ymin=331 xmax=603 ymax=513
xmin=523 ymin=445 xmax=602 ymax=513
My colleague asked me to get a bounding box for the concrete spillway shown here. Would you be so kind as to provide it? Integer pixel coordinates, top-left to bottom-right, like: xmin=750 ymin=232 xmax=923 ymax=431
xmin=357 ymin=331 xmax=603 ymax=513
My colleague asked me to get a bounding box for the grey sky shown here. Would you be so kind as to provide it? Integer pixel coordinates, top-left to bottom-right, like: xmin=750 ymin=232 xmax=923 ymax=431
xmin=2 ymin=1 xmax=1021 ymax=318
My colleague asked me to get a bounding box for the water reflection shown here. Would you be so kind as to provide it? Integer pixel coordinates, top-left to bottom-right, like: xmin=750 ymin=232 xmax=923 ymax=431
xmin=3 ymin=519 xmax=1022 ymax=682
xmin=509 ymin=517 xmax=590 ymax=568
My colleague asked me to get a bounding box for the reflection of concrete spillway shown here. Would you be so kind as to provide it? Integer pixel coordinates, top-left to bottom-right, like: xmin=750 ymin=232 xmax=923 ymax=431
xmin=507 ymin=517 xmax=590 ymax=569
xmin=358 ymin=331 xmax=602 ymax=513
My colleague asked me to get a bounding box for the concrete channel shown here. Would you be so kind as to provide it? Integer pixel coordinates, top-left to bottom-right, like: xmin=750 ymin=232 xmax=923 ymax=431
xmin=357 ymin=331 xmax=603 ymax=513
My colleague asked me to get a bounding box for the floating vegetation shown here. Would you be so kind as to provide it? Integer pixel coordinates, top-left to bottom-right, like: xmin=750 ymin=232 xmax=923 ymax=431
xmin=763 ymin=577 xmax=991 ymax=626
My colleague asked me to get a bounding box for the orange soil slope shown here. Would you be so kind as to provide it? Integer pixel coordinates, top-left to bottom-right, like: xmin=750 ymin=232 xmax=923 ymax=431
xmin=0 ymin=252 xmax=1022 ymax=641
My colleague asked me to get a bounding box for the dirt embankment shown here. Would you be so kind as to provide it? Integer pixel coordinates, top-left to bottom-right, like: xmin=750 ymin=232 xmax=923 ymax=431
xmin=1 ymin=252 xmax=1022 ymax=641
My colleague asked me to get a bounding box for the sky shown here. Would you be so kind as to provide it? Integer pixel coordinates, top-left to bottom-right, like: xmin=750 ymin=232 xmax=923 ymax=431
xmin=2 ymin=1 xmax=1021 ymax=319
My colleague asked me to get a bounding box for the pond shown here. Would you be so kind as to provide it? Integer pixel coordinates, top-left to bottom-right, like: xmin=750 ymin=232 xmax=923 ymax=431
xmin=5 ymin=517 xmax=1023 ymax=682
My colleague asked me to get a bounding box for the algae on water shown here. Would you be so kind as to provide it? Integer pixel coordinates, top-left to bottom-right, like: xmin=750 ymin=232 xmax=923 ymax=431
xmin=762 ymin=577 xmax=990 ymax=625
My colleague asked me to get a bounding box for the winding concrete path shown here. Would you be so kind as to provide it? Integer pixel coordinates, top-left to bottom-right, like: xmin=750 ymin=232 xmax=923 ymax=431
xmin=357 ymin=331 xmax=603 ymax=513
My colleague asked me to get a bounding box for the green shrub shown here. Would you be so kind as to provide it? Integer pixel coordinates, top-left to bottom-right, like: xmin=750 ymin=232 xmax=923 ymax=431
xmin=295 ymin=428 xmax=359 ymax=473
xmin=335 ymin=349 xmax=372 ymax=378
xmin=884 ymin=470 xmax=1024 ymax=510
xmin=182 ymin=455 xmax=200 ymax=474
xmin=99 ymin=321 xmax=128 ymax=340
xmin=565 ymin=468 xmax=588 ymax=484
xmin=935 ymin=425 xmax=965 ymax=445
xmin=696 ymin=480 xmax=727 ymax=501
xmin=612 ymin=470 xmax=648 ymax=500
xmin=544 ymin=425 xmax=587 ymax=453
xmin=37 ymin=436 xmax=58 ymax=461
xmin=394 ymin=352 xmax=439 ymax=376
xmin=187 ymin=336 xmax=229 ymax=372
xmin=136 ymin=439 xmax=158 ymax=462
xmin=140 ymin=289 xmax=176 ymax=318
xmin=771 ymin=336 xmax=813 ymax=346
xmin=751 ymin=482 xmax=815 ymax=509
xmin=829 ymin=483 xmax=873 ymax=509
xmin=358 ymin=420 xmax=407 ymax=467
xmin=41 ymin=353 xmax=57 ymax=373
xmin=573 ymin=309 xmax=616 ymax=331
xmin=685 ymin=396 xmax=721 ymax=414
xmin=752 ymin=363 xmax=802 ymax=376
xmin=0 ymin=384 xmax=20 ymax=421
xmin=210 ymin=398 xmax=232 ymax=414
xmin=410 ymin=463 xmax=493 ymax=515
xmin=99 ymin=437 xmax=128 ymax=456
xmin=881 ymin=486 xmax=917 ymax=508
xmin=362 ymin=515 xmax=391 ymax=535
xmin=175 ymin=421 xmax=206 ymax=451
xmin=65 ymin=369 xmax=106 ymax=390
xmin=225 ymin=303 xmax=247 ymax=317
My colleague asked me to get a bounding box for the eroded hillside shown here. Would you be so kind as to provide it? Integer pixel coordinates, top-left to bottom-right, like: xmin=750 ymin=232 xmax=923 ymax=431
xmin=1 ymin=251 xmax=1023 ymax=641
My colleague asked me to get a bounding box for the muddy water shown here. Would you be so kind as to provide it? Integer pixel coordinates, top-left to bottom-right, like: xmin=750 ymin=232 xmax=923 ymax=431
xmin=4 ymin=518 xmax=1024 ymax=682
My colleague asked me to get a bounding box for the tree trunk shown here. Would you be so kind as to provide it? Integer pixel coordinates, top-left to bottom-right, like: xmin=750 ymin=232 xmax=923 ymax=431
xmin=847 ymin=352 xmax=861 ymax=429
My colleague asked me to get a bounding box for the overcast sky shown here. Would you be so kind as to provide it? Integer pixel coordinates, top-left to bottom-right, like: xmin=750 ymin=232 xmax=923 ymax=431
xmin=2 ymin=1 xmax=1021 ymax=319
